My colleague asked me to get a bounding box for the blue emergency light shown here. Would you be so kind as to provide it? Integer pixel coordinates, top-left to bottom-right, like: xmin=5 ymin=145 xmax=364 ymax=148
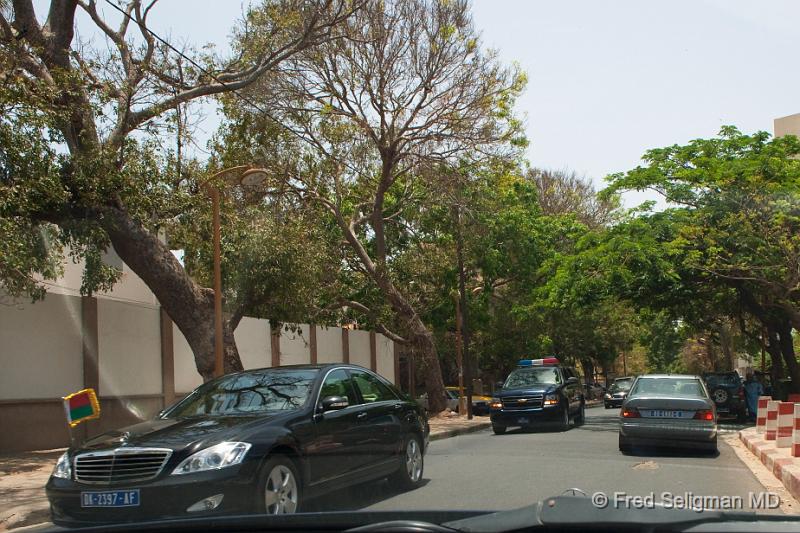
xmin=517 ymin=357 xmax=560 ymax=367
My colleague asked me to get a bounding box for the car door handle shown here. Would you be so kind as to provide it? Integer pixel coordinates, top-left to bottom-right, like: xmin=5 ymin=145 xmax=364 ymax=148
xmin=356 ymin=412 xmax=368 ymax=419
xmin=393 ymin=404 xmax=402 ymax=410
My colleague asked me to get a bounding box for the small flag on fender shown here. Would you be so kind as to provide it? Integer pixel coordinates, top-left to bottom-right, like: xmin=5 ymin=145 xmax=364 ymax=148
xmin=63 ymin=388 xmax=100 ymax=427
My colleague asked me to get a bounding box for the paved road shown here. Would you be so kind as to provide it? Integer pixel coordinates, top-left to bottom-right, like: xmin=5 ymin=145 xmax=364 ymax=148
xmin=307 ymin=406 xmax=773 ymax=514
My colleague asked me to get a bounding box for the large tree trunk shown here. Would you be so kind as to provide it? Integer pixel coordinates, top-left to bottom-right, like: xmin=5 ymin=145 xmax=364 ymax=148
xmin=378 ymin=276 xmax=447 ymax=413
xmin=407 ymin=316 xmax=448 ymax=413
xmin=103 ymin=206 xmax=243 ymax=380
xmin=775 ymin=321 xmax=800 ymax=394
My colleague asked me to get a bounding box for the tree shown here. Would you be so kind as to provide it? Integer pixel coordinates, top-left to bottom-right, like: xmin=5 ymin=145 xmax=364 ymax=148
xmin=228 ymin=0 xmax=525 ymax=411
xmin=528 ymin=168 xmax=619 ymax=229
xmin=606 ymin=127 xmax=800 ymax=390
xmin=0 ymin=0 xmax=360 ymax=380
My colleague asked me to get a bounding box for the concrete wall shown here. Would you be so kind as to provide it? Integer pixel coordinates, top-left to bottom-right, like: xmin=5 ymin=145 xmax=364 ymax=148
xmin=775 ymin=113 xmax=800 ymax=138
xmin=316 ymin=326 xmax=343 ymax=363
xmin=1 ymin=245 xmax=396 ymax=451
xmin=349 ymin=329 xmax=371 ymax=369
xmin=0 ymin=294 xmax=84 ymax=400
xmin=97 ymin=299 xmax=161 ymax=397
xmin=234 ymin=317 xmax=272 ymax=370
xmin=173 ymin=322 xmax=203 ymax=394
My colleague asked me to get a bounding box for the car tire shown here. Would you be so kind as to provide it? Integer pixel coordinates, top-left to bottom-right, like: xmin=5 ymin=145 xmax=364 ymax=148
xmin=711 ymin=388 xmax=729 ymax=405
xmin=708 ymin=436 xmax=718 ymax=454
xmin=575 ymin=402 xmax=586 ymax=426
xmin=619 ymin=435 xmax=631 ymax=454
xmin=388 ymin=435 xmax=424 ymax=490
xmin=558 ymin=404 xmax=570 ymax=431
xmin=604 ymin=403 xmax=611 ymax=409
xmin=492 ymin=424 xmax=507 ymax=435
xmin=256 ymin=455 xmax=302 ymax=515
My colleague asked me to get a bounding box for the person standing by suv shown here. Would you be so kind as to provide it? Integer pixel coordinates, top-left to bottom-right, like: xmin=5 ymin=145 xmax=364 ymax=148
xmin=743 ymin=371 xmax=764 ymax=421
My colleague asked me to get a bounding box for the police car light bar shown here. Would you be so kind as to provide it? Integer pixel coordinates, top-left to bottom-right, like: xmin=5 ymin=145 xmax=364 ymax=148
xmin=518 ymin=357 xmax=560 ymax=367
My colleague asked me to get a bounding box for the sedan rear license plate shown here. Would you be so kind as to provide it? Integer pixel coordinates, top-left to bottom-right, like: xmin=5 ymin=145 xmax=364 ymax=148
xmin=81 ymin=490 xmax=140 ymax=508
xmin=642 ymin=410 xmax=691 ymax=418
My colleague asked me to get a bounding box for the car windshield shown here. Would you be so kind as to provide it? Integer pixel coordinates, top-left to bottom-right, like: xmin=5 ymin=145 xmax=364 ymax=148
xmin=630 ymin=378 xmax=707 ymax=398
xmin=165 ymin=370 xmax=318 ymax=417
xmin=705 ymin=374 xmax=741 ymax=387
xmin=6 ymin=0 xmax=800 ymax=529
xmin=504 ymin=368 xmax=561 ymax=388
xmin=610 ymin=381 xmax=632 ymax=393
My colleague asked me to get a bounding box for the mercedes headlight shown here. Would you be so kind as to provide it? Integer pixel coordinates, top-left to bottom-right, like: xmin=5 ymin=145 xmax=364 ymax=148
xmin=52 ymin=451 xmax=71 ymax=479
xmin=171 ymin=442 xmax=251 ymax=475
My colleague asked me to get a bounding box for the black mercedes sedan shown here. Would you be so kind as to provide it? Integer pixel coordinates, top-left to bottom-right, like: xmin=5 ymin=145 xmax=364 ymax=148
xmin=46 ymin=364 xmax=429 ymax=525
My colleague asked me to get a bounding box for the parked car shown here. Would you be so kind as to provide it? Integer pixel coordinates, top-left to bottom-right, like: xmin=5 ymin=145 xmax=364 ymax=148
xmin=417 ymin=388 xmax=459 ymax=412
xmin=701 ymin=371 xmax=746 ymax=421
xmin=445 ymin=387 xmax=493 ymax=416
xmin=604 ymin=378 xmax=633 ymax=409
xmin=489 ymin=358 xmax=585 ymax=434
xmin=618 ymin=374 xmax=717 ymax=453
xmin=583 ymin=382 xmax=605 ymax=400
xmin=46 ymin=365 xmax=429 ymax=525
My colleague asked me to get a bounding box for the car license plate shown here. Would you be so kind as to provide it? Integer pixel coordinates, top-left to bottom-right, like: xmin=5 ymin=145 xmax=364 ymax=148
xmin=642 ymin=410 xmax=690 ymax=418
xmin=81 ymin=490 xmax=140 ymax=508
xmin=717 ymin=407 xmax=729 ymax=413
xmin=517 ymin=417 xmax=528 ymax=425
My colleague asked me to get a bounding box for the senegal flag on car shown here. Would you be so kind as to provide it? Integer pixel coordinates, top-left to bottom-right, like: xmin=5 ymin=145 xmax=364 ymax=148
xmin=63 ymin=388 xmax=100 ymax=427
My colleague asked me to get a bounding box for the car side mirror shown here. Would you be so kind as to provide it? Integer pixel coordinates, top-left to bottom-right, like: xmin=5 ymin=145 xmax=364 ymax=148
xmin=321 ymin=396 xmax=349 ymax=412
xmin=495 ymin=381 xmax=504 ymax=390
xmin=567 ymin=377 xmax=579 ymax=385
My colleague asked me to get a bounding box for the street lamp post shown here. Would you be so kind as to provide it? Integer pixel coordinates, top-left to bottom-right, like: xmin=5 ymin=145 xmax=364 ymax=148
xmin=203 ymin=166 xmax=269 ymax=378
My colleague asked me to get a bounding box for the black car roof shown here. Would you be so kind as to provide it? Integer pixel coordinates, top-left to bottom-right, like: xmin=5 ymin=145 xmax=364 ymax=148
xmin=215 ymin=363 xmax=373 ymax=378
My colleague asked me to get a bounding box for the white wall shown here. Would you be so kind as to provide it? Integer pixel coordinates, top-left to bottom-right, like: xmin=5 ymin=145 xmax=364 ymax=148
xmin=234 ymin=317 xmax=271 ymax=369
xmin=98 ymin=299 xmax=162 ymax=396
xmin=0 ymin=294 xmax=397 ymax=402
xmin=349 ymin=330 xmax=371 ymax=369
xmin=316 ymin=326 xmax=343 ymax=363
xmin=173 ymin=324 xmax=203 ymax=394
xmin=0 ymin=294 xmax=84 ymax=399
xmin=280 ymin=325 xmax=311 ymax=366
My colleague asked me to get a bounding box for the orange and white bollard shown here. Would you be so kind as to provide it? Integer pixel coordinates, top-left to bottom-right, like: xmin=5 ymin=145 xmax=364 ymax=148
xmin=756 ymin=396 xmax=769 ymax=433
xmin=776 ymin=402 xmax=794 ymax=448
xmin=765 ymin=400 xmax=778 ymax=440
xmin=793 ymin=404 xmax=800 ymax=458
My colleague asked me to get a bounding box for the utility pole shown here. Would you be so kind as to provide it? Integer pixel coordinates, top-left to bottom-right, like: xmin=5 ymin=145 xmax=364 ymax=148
xmin=622 ymin=350 xmax=628 ymax=376
xmin=455 ymin=295 xmax=467 ymax=415
xmin=454 ymin=205 xmax=473 ymax=419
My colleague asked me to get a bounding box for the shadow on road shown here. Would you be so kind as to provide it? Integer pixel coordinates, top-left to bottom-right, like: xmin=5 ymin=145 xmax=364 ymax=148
xmin=303 ymin=478 xmax=431 ymax=512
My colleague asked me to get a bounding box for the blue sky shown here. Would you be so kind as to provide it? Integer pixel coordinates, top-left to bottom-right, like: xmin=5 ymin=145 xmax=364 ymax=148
xmin=35 ymin=0 xmax=800 ymax=206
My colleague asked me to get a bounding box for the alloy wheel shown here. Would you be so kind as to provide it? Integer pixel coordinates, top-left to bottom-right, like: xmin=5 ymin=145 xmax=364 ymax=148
xmin=405 ymin=438 xmax=423 ymax=482
xmin=264 ymin=464 xmax=298 ymax=515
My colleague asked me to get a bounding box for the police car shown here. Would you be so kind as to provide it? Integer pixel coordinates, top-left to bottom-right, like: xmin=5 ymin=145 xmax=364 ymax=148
xmin=489 ymin=357 xmax=586 ymax=434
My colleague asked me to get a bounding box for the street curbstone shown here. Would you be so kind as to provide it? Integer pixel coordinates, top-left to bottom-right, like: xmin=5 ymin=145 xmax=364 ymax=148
xmin=429 ymin=421 xmax=492 ymax=441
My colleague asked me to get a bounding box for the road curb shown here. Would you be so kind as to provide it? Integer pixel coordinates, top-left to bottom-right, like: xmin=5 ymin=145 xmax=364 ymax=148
xmin=739 ymin=428 xmax=800 ymax=503
xmin=430 ymin=421 xmax=492 ymax=441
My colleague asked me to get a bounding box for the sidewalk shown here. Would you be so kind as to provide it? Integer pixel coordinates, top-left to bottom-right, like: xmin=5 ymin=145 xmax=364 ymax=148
xmin=0 ymin=450 xmax=61 ymax=531
xmin=428 ymin=413 xmax=492 ymax=441
xmin=739 ymin=427 xmax=800 ymax=502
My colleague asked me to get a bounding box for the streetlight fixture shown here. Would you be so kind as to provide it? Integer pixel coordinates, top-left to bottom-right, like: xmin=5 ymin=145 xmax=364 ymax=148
xmin=202 ymin=165 xmax=269 ymax=378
